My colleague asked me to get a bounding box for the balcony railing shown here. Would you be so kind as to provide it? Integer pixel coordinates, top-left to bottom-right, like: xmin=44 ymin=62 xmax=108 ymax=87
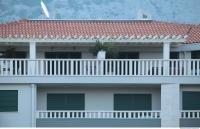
xmin=36 ymin=110 xmax=161 ymax=119
xmin=181 ymin=110 xmax=200 ymax=119
xmin=0 ymin=59 xmax=200 ymax=76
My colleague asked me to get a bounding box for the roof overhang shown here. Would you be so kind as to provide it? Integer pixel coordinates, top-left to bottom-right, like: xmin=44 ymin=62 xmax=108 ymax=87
xmin=0 ymin=35 xmax=187 ymax=43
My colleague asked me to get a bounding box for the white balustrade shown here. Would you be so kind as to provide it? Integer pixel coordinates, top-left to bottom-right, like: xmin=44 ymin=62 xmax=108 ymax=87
xmin=36 ymin=110 xmax=161 ymax=119
xmin=0 ymin=59 xmax=200 ymax=76
xmin=181 ymin=110 xmax=200 ymax=119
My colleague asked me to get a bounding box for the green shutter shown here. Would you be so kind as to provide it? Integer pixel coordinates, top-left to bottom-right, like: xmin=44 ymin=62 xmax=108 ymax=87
xmin=47 ymin=94 xmax=85 ymax=110
xmin=183 ymin=91 xmax=200 ymax=110
xmin=0 ymin=90 xmax=18 ymax=112
xmin=114 ymin=94 xmax=152 ymax=110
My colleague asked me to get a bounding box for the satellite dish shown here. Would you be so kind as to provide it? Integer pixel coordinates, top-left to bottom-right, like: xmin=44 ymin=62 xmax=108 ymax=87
xmin=41 ymin=0 xmax=50 ymax=18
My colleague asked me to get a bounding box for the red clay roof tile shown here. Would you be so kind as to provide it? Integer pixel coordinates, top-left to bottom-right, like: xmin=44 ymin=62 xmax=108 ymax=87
xmin=0 ymin=19 xmax=199 ymax=43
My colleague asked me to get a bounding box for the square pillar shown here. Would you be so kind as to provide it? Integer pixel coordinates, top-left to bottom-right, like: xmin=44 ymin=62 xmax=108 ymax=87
xmin=29 ymin=42 xmax=36 ymax=59
xmin=163 ymin=42 xmax=170 ymax=75
xmin=163 ymin=42 xmax=170 ymax=59
xmin=31 ymin=84 xmax=37 ymax=127
xmin=161 ymin=83 xmax=180 ymax=127
xmin=29 ymin=42 xmax=36 ymax=75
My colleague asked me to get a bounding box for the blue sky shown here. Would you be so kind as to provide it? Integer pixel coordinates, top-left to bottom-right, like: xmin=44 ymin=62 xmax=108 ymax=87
xmin=0 ymin=0 xmax=200 ymax=24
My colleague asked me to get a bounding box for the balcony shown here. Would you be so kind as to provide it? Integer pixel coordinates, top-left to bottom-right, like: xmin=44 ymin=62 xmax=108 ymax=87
xmin=180 ymin=110 xmax=200 ymax=127
xmin=36 ymin=110 xmax=200 ymax=127
xmin=0 ymin=59 xmax=200 ymax=77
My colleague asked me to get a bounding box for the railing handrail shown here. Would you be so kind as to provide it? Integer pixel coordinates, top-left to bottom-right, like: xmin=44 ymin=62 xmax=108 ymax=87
xmin=181 ymin=110 xmax=200 ymax=112
xmin=37 ymin=110 xmax=161 ymax=112
xmin=0 ymin=58 xmax=200 ymax=61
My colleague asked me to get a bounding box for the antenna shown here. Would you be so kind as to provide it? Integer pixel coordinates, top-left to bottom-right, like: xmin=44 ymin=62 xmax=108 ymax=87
xmin=137 ymin=9 xmax=152 ymax=20
xmin=41 ymin=0 xmax=50 ymax=18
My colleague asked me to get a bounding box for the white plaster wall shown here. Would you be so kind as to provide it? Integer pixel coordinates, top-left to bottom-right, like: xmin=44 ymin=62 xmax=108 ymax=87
xmin=0 ymin=85 xmax=33 ymax=127
xmin=37 ymin=87 xmax=161 ymax=110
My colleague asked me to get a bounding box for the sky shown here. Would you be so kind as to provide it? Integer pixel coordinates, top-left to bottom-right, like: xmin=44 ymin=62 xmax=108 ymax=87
xmin=0 ymin=0 xmax=200 ymax=24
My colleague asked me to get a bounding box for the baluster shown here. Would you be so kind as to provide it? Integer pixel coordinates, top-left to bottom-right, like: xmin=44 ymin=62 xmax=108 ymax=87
xmin=65 ymin=60 xmax=68 ymax=76
xmin=79 ymin=60 xmax=82 ymax=76
xmin=4 ymin=60 xmax=8 ymax=76
xmin=192 ymin=61 xmax=195 ymax=76
xmin=76 ymin=60 xmax=79 ymax=75
xmin=124 ymin=60 xmax=127 ymax=75
xmin=183 ymin=60 xmax=186 ymax=76
xmin=104 ymin=60 xmax=107 ymax=75
xmin=109 ymin=60 xmax=112 ymax=75
xmin=133 ymin=60 xmax=136 ymax=75
xmin=138 ymin=60 xmax=141 ymax=75
xmin=158 ymin=60 xmax=162 ymax=75
xmin=117 ymin=60 xmax=119 ymax=75
xmin=57 ymin=60 xmax=60 ymax=75
xmin=71 ymin=60 xmax=74 ymax=75
xmin=61 ymin=60 xmax=64 ymax=75
xmin=175 ymin=60 xmax=178 ymax=75
xmin=149 ymin=60 xmax=152 ymax=75
xmin=9 ymin=60 xmax=13 ymax=76
xmin=88 ymin=60 xmax=91 ymax=75
xmin=153 ymin=60 xmax=156 ymax=75
xmin=140 ymin=60 xmax=143 ymax=75
xmin=100 ymin=60 xmax=104 ymax=75
xmin=49 ymin=60 xmax=52 ymax=75
xmin=197 ymin=60 xmax=199 ymax=76
xmin=95 ymin=60 xmax=98 ymax=75
xmin=83 ymin=60 xmax=86 ymax=75
xmin=180 ymin=60 xmax=183 ymax=75
xmin=129 ymin=60 xmax=132 ymax=76
xmin=0 ymin=60 xmax=3 ymax=76
xmin=92 ymin=60 xmax=94 ymax=76
xmin=145 ymin=60 xmax=148 ymax=75
xmin=15 ymin=60 xmax=18 ymax=75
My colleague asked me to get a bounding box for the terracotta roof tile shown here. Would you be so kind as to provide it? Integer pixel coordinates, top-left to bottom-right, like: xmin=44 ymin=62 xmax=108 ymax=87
xmin=0 ymin=19 xmax=199 ymax=43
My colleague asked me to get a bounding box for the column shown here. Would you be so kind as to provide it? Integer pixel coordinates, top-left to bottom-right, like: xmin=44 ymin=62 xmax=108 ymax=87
xmin=184 ymin=52 xmax=192 ymax=75
xmin=161 ymin=83 xmax=180 ymax=127
xmin=29 ymin=42 xmax=36 ymax=75
xmin=31 ymin=84 xmax=37 ymax=127
xmin=163 ymin=42 xmax=170 ymax=75
xmin=29 ymin=42 xmax=36 ymax=59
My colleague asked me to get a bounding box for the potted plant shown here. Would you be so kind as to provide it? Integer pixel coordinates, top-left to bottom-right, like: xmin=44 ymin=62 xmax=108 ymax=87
xmin=89 ymin=40 xmax=119 ymax=59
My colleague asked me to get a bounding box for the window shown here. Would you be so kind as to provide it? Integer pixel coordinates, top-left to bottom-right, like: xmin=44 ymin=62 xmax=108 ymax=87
xmin=170 ymin=52 xmax=179 ymax=59
xmin=114 ymin=94 xmax=152 ymax=110
xmin=45 ymin=52 xmax=81 ymax=59
xmin=47 ymin=94 xmax=85 ymax=110
xmin=192 ymin=51 xmax=200 ymax=59
xmin=0 ymin=90 xmax=18 ymax=112
xmin=0 ymin=51 xmax=26 ymax=58
xmin=182 ymin=91 xmax=200 ymax=110
xmin=119 ymin=52 xmax=139 ymax=59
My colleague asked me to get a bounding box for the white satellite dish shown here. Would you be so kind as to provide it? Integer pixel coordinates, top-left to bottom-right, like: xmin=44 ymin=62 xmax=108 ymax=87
xmin=41 ymin=0 xmax=50 ymax=18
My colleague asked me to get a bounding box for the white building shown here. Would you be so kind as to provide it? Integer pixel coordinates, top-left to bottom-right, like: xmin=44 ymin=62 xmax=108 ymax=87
xmin=0 ymin=19 xmax=200 ymax=127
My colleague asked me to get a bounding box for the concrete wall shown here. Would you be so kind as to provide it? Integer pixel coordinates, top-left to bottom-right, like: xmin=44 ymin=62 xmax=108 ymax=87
xmin=37 ymin=86 xmax=161 ymax=110
xmin=36 ymin=118 xmax=161 ymax=127
xmin=180 ymin=119 xmax=200 ymax=127
xmin=0 ymin=85 xmax=33 ymax=127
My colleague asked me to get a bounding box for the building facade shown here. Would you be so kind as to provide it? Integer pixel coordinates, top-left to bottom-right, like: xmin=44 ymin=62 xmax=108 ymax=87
xmin=0 ymin=19 xmax=200 ymax=127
